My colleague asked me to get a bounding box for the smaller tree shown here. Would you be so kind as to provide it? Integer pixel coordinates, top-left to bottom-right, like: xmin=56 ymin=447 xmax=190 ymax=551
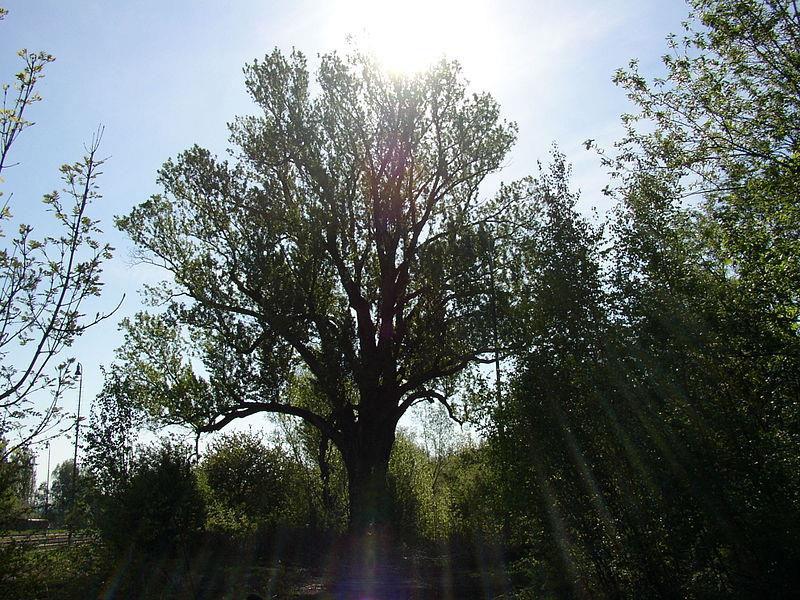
xmin=46 ymin=459 xmax=91 ymax=528
xmin=0 ymin=441 xmax=36 ymax=525
xmin=0 ymin=10 xmax=114 ymax=457
xmin=608 ymin=0 xmax=800 ymax=333
xmin=491 ymin=154 xmax=614 ymax=597
xmin=83 ymin=368 xmax=144 ymax=497
xmin=602 ymin=1 xmax=800 ymax=594
xmin=387 ymin=429 xmax=453 ymax=542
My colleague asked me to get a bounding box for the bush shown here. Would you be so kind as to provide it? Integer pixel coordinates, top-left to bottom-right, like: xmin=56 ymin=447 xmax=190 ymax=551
xmin=388 ymin=431 xmax=453 ymax=541
xmin=199 ymin=431 xmax=308 ymax=535
xmin=95 ymin=440 xmax=205 ymax=553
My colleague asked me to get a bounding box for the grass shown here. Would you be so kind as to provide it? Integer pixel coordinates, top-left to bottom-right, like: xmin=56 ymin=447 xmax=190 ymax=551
xmin=0 ymin=530 xmax=518 ymax=599
xmin=0 ymin=539 xmax=108 ymax=600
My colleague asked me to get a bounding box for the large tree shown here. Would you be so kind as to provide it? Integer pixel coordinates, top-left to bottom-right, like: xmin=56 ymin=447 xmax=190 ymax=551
xmin=115 ymin=49 xmax=520 ymax=529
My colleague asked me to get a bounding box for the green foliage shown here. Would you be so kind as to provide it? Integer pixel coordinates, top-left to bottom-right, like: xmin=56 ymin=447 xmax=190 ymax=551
xmin=385 ymin=423 xmax=502 ymax=543
xmin=0 ymin=441 xmax=37 ymax=592
xmin=0 ymin=455 xmax=21 ymax=527
xmin=495 ymin=2 xmax=800 ymax=597
xmin=92 ymin=440 xmax=205 ymax=553
xmin=497 ymin=152 xmax=800 ymax=596
xmin=610 ymin=0 xmax=800 ymax=340
xmin=199 ymin=431 xmax=308 ymax=535
xmin=113 ymin=46 xmax=525 ymax=528
xmin=506 ymin=151 xmax=605 ymax=361
xmin=46 ymin=459 xmax=91 ymax=528
xmin=275 ymin=391 xmax=351 ymax=531
xmin=0 ymin=541 xmax=108 ymax=600
xmin=606 ymin=3 xmax=800 ymax=593
xmin=83 ymin=368 xmax=144 ymax=499
xmin=445 ymin=441 xmax=503 ymax=540
xmin=0 ymin=442 xmax=35 ymax=525
xmin=388 ymin=430 xmax=448 ymax=540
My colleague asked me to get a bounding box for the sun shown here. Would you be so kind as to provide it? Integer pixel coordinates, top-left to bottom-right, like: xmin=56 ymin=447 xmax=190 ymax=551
xmin=332 ymin=0 xmax=494 ymax=75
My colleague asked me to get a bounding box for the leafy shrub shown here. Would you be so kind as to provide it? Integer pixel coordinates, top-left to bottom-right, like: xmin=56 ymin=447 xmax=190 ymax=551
xmin=199 ymin=431 xmax=308 ymax=535
xmin=95 ymin=440 xmax=205 ymax=553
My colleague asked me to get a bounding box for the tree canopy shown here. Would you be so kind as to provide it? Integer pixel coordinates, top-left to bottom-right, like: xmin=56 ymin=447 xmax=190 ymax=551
xmin=7 ymin=1 xmax=800 ymax=598
xmin=115 ymin=49 xmax=523 ymax=527
xmin=494 ymin=1 xmax=800 ymax=595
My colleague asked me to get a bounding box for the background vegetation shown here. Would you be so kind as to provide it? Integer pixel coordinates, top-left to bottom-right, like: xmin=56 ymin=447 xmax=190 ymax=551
xmin=2 ymin=0 xmax=798 ymax=598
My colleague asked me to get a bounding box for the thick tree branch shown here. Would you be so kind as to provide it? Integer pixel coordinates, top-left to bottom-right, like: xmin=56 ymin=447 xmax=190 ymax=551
xmin=198 ymin=400 xmax=342 ymax=448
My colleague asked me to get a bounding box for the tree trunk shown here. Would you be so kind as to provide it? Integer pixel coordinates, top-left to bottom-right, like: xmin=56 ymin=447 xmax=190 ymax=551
xmin=332 ymin=422 xmax=400 ymax=592
xmin=342 ymin=421 xmax=396 ymax=533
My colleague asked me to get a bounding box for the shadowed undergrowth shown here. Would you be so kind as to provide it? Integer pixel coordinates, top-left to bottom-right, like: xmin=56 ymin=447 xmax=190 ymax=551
xmin=5 ymin=529 xmax=516 ymax=600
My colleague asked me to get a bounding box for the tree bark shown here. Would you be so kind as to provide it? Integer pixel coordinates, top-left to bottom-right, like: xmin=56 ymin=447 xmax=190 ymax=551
xmin=342 ymin=418 xmax=396 ymax=533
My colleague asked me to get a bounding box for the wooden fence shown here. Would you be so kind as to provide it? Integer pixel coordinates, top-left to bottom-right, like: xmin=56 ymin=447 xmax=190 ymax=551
xmin=0 ymin=530 xmax=92 ymax=549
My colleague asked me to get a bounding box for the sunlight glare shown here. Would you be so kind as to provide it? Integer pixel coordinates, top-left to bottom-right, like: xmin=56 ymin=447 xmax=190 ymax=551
xmin=333 ymin=0 xmax=493 ymax=75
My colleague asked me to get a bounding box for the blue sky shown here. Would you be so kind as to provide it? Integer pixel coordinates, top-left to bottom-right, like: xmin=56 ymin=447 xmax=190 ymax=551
xmin=0 ymin=0 xmax=689 ymax=480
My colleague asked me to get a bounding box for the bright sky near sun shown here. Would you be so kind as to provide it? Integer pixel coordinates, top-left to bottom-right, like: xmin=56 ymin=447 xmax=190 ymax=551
xmin=332 ymin=0 xmax=500 ymax=74
xmin=0 ymin=0 xmax=689 ymax=482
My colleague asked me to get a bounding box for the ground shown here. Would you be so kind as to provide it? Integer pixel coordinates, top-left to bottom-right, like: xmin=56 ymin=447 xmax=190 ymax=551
xmin=2 ymin=530 xmax=517 ymax=599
